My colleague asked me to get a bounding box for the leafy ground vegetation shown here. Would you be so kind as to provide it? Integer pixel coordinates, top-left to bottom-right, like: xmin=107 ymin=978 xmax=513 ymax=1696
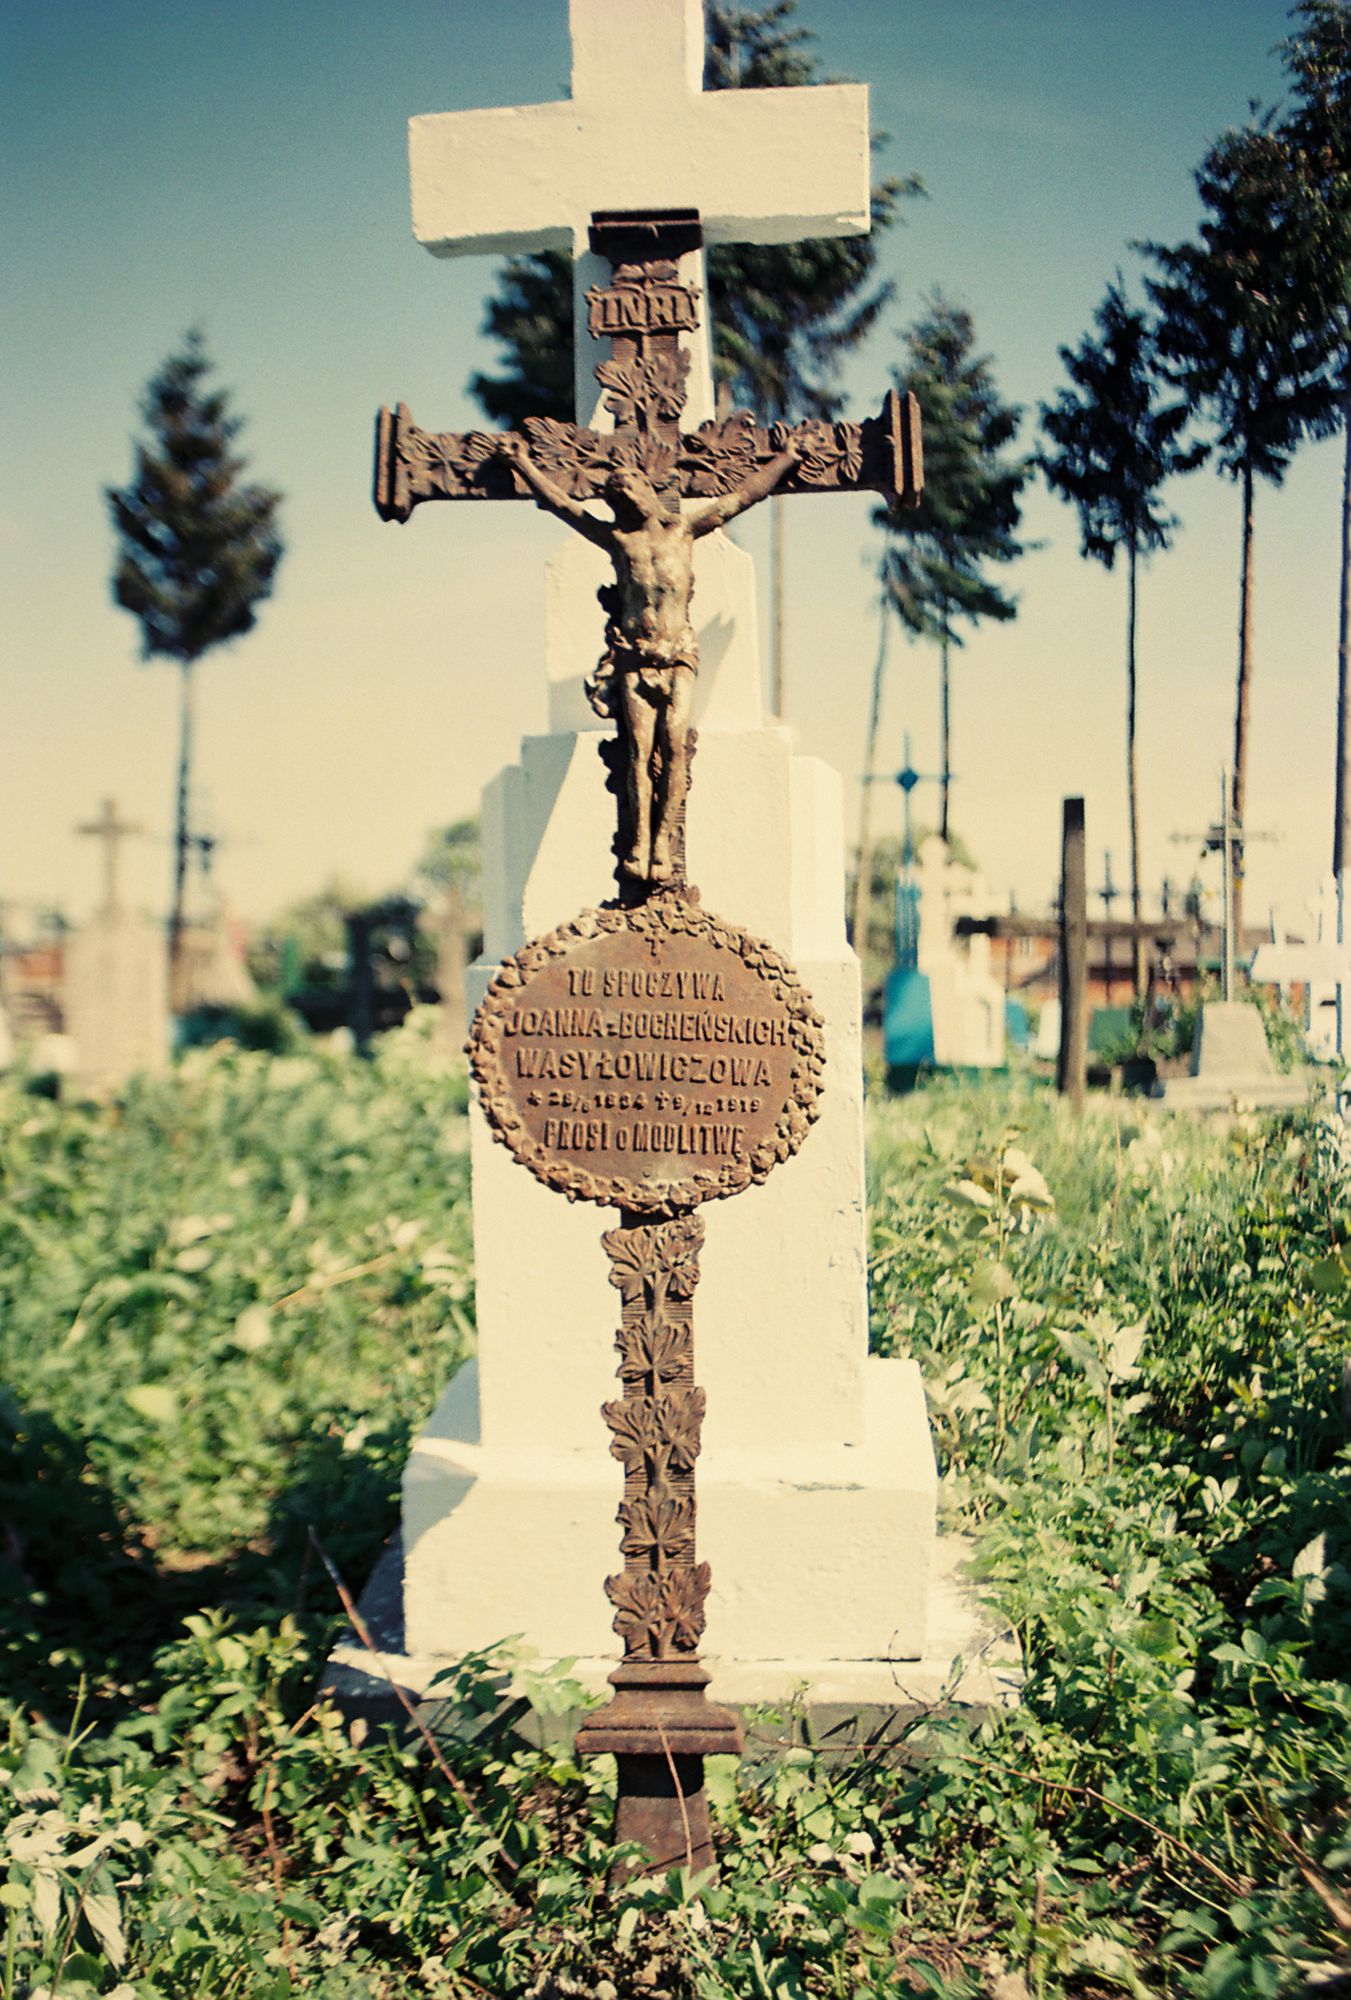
xmin=1 ymin=1032 xmax=1348 ymax=1998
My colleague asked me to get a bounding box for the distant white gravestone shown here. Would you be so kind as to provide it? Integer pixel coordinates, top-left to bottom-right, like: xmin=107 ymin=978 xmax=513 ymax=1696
xmin=349 ymin=0 xmax=1009 ymax=1718
xmin=1252 ymin=875 xmax=1351 ymax=1062
xmin=63 ymin=799 xmax=168 ymax=1090
xmin=916 ymin=836 xmax=1007 ymax=1070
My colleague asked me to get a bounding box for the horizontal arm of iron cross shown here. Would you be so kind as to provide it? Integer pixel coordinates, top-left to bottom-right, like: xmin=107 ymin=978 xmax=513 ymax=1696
xmin=373 ymin=217 xmax=922 ymax=525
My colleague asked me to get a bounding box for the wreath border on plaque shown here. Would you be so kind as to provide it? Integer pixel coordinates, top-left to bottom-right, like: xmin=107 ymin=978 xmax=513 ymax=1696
xmin=467 ymin=900 xmax=827 ymax=1212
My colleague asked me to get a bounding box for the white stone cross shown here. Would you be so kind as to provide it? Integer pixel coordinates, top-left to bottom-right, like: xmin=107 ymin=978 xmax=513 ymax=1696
xmin=408 ymin=0 xmax=870 ymax=425
xmin=78 ymin=797 xmax=143 ymax=914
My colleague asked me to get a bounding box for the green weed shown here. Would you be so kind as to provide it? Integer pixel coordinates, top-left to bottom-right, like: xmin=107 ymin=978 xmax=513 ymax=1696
xmin=1 ymin=1057 xmax=1347 ymax=1995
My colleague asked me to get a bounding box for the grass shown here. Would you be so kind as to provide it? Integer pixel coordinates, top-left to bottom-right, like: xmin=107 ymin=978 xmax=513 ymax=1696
xmin=1 ymin=1035 xmax=1348 ymax=1996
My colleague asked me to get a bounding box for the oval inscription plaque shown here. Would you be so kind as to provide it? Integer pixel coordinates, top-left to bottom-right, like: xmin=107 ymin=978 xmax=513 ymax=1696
xmin=468 ymin=901 xmax=826 ymax=1212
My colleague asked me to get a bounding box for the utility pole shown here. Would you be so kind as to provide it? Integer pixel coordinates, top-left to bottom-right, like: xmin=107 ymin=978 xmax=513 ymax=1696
xmin=1220 ymin=779 xmax=1234 ymax=1003
xmin=1170 ymin=769 xmax=1276 ymax=1005
xmin=851 ymin=601 xmax=889 ymax=955
xmin=857 ymin=731 xmax=943 ymax=974
xmin=1096 ymin=850 xmax=1119 ymax=1006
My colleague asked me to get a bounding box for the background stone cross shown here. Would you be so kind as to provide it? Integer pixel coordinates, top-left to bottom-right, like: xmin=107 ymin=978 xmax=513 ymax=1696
xmin=77 ymin=797 xmax=143 ymax=914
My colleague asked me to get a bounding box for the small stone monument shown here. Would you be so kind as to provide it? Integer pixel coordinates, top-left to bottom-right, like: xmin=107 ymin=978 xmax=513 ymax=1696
xmin=1153 ymin=1000 xmax=1315 ymax=1111
xmin=356 ymin=0 xmax=1011 ymax=1872
xmin=915 ymin=836 xmax=1005 ymax=1070
xmin=63 ymin=799 xmax=169 ymax=1091
xmin=176 ymin=908 xmax=258 ymax=1014
xmin=1156 ymin=772 xmax=1319 ymax=1110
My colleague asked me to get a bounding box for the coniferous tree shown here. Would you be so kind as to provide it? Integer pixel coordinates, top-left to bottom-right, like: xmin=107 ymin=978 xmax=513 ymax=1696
xmin=469 ymin=0 xmax=919 ymax=714
xmin=471 ymin=252 xmax=574 ymax=430
xmin=875 ymin=295 xmax=1027 ymax=845
xmin=1039 ymin=281 xmax=1199 ymax=992
xmin=106 ymin=332 xmax=283 ymax=990
xmin=1143 ymin=125 xmax=1334 ymax=944
xmin=1280 ymin=1 xmax=1351 ymax=879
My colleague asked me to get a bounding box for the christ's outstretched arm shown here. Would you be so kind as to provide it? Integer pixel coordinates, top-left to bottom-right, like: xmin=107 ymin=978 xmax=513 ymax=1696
xmin=496 ymin=432 xmax=615 ymax=550
xmin=691 ymin=442 xmax=801 ymax=539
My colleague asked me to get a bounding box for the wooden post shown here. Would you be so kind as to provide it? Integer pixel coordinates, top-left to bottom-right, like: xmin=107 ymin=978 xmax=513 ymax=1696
xmin=346 ymin=912 xmax=376 ymax=1055
xmin=1057 ymin=798 xmax=1087 ymax=1111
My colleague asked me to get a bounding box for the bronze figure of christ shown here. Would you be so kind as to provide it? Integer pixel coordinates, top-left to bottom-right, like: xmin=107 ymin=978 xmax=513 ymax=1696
xmin=496 ymin=434 xmax=799 ymax=883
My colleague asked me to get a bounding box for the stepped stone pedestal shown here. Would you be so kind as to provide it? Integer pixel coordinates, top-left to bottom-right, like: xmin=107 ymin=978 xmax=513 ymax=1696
xmin=386 ymin=531 xmax=990 ymax=1706
xmin=1153 ymin=1000 xmax=1320 ymax=1112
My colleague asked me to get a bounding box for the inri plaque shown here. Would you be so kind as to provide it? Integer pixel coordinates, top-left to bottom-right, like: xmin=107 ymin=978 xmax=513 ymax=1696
xmin=469 ymin=899 xmax=825 ymax=1212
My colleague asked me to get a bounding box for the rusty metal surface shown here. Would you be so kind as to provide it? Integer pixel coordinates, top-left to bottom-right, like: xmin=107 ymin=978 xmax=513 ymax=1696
xmin=467 ymin=899 xmax=825 ymax=1211
xmin=601 ymin=1212 xmax=707 ymax=1664
xmin=609 ymin=1756 xmax=719 ymax=1876
xmin=572 ymin=1213 xmax=743 ymax=1872
xmin=373 ymin=216 xmax=920 ymax=524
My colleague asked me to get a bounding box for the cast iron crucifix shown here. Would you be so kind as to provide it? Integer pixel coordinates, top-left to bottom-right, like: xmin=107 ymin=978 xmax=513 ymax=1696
xmin=376 ymin=211 xmax=921 ymax=1874
xmin=377 ymin=212 xmax=920 ymax=898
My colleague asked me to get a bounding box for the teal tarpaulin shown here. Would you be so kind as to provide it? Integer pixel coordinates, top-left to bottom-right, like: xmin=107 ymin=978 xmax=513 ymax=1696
xmin=883 ymin=966 xmax=934 ymax=1069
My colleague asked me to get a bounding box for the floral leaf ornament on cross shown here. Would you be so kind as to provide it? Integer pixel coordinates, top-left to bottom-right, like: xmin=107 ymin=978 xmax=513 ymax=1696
xmin=605 ymin=1562 xmax=711 ymax=1658
xmin=601 ymin=1389 xmax=707 ymax=1475
xmin=616 ymin=1317 xmax=687 ymax=1389
xmin=520 ymin=417 xmax=610 ymax=499
xmin=618 ymin=1492 xmax=695 ymax=1564
xmin=596 ymin=348 xmax=691 ymax=429
xmin=681 ymin=411 xmax=760 ymax=495
xmin=602 ymin=1225 xmax=656 ymax=1306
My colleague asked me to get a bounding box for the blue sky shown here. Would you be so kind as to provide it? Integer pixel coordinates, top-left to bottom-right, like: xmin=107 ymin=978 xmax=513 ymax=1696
xmin=1 ymin=0 xmax=1333 ymax=934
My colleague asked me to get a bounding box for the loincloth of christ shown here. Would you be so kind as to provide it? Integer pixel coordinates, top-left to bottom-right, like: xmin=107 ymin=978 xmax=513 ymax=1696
xmin=586 ymin=621 xmax=697 ymax=718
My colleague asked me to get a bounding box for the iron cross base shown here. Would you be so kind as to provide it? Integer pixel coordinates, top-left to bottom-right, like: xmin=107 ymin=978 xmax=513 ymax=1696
xmin=574 ymin=1659 xmax=742 ymax=1875
xmin=565 ymin=1203 xmax=744 ymax=1877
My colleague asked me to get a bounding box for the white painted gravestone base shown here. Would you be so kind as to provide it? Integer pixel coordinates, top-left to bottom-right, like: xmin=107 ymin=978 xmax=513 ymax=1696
xmin=350 ymin=0 xmax=1010 ymax=1713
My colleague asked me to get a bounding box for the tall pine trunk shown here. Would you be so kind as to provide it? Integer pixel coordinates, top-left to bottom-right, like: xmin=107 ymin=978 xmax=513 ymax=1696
xmin=1231 ymin=460 xmax=1255 ymax=957
xmin=1334 ymin=378 xmax=1351 ymax=885
xmin=851 ymin=600 xmax=890 ymax=954
xmin=939 ymin=624 xmax=952 ymax=845
xmin=1335 ymin=379 xmax=1351 ymax=1060
xmin=169 ymin=659 xmax=195 ymax=1009
xmin=1126 ymin=536 xmax=1144 ymax=996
